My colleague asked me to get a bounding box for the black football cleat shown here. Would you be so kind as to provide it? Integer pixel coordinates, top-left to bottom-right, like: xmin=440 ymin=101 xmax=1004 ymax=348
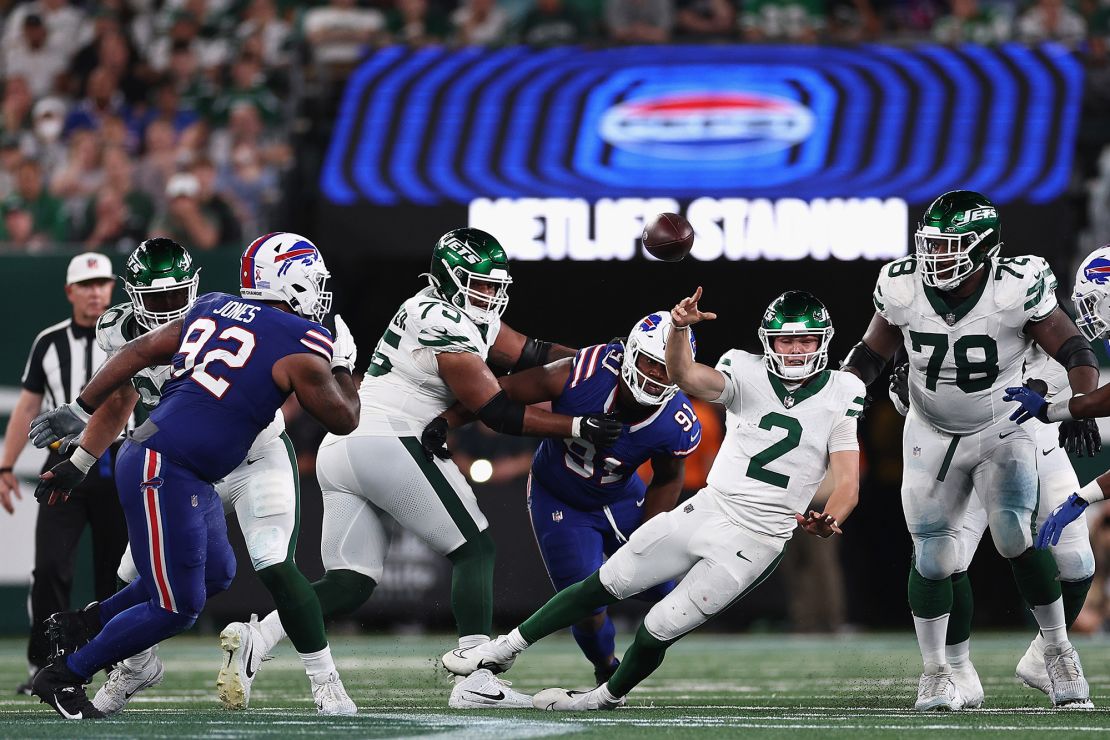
xmin=46 ymin=601 xmax=102 ymax=658
xmin=31 ymin=661 xmax=104 ymax=720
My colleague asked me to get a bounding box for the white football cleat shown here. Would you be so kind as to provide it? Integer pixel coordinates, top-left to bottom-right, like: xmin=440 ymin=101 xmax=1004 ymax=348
xmin=442 ymin=636 xmax=519 ymax=676
xmin=950 ymin=660 xmax=984 ymax=709
xmin=914 ymin=666 xmax=964 ymax=711
xmin=216 ymin=616 xmax=265 ymax=710
xmin=311 ymin=671 xmax=357 ymax=715
xmin=533 ymin=685 xmax=625 ymax=711
xmin=1044 ymin=642 xmax=1093 ymax=709
xmin=92 ymin=651 xmax=165 ymax=715
xmin=1015 ymin=637 xmax=1051 ymax=696
xmin=448 ymin=668 xmax=532 ymax=709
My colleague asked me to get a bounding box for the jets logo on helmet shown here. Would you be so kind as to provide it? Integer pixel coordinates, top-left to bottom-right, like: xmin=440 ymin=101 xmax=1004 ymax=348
xmin=124 ymin=237 xmax=199 ymax=330
xmin=758 ymin=291 xmax=834 ymax=380
xmin=1073 ymin=246 xmax=1110 ymax=342
xmin=428 ymin=228 xmax=512 ymax=325
xmin=240 ymin=232 xmax=332 ymax=322
xmin=622 ymin=311 xmax=692 ymax=406
xmin=915 ymin=190 xmax=1002 ymax=291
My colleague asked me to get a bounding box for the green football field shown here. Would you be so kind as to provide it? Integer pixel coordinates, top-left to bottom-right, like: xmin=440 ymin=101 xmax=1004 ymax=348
xmin=1 ymin=632 xmax=1109 ymax=738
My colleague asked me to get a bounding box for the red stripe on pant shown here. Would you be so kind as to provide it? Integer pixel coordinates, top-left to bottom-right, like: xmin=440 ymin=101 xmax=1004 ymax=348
xmin=144 ymin=449 xmax=176 ymax=612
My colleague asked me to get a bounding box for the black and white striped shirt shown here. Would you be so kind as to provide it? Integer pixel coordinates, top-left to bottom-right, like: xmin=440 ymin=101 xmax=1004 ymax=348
xmin=20 ymin=318 xmax=109 ymax=411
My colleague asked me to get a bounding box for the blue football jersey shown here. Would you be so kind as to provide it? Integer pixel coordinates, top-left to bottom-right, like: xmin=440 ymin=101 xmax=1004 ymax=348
xmin=530 ymin=341 xmax=702 ymax=510
xmin=143 ymin=292 xmax=334 ymax=481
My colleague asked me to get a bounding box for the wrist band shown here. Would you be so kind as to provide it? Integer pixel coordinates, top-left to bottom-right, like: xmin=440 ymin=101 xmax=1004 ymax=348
xmin=0 ymin=467 xmax=12 ymax=474
xmin=1046 ymin=399 xmax=1075 ymax=423
xmin=73 ymin=398 xmax=95 ymax=421
xmin=672 ymin=323 xmax=690 ymax=332
xmin=1078 ymin=479 xmax=1102 ymax=505
xmin=571 ymin=417 xmax=582 ymax=438
xmin=70 ymin=446 xmax=97 ymax=475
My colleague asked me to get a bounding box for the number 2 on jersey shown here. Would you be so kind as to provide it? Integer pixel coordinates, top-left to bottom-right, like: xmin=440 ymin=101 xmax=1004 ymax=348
xmin=174 ymin=318 xmax=256 ymax=398
xmin=746 ymin=413 xmax=802 ymax=489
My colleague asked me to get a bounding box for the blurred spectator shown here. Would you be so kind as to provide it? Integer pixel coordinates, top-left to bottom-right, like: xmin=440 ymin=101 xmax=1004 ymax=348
xmin=826 ymin=0 xmax=881 ymax=41
xmin=1017 ymin=0 xmax=1087 ymax=47
xmin=64 ymin=66 xmax=130 ymax=135
xmin=217 ymin=143 xmax=279 ymax=237
xmin=675 ymin=0 xmax=737 ymax=39
xmin=50 ymin=129 xmax=103 ymax=203
xmin=166 ymin=40 xmax=217 ymax=119
xmin=209 ymin=100 xmax=292 ymax=171
xmin=303 ymin=0 xmax=384 ymax=66
xmin=933 ymin=0 xmax=1010 ymax=43
xmin=151 ymin=171 xmax=222 ymax=250
xmin=387 ymin=0 xmax=451 ymax=46
xmin=0 ymin=135 xmax=21 ymax=199
xmin=134 ymin=119 xmax=179 ymax=206
xmin=2 ymin=0 xmax=85 ymax=57
xmin=606 ymin=0 xmax=674 ymax=41
xmin=77 ymin=147 xmax=153 ymax=247
xmin=452 ymin=0 xmax=511 ymax=45
xmin=1 ymin=78 xmax=33 ymax=142
xmin=208 ymin=53 xmax=281 ymax=126
xmin=147 ymin=10 xmax=227 ymax=73
xmin=81 ymin=187 xmax=138 ymax=251
xmin=520 ymin=0 xmax=590 ymax=45
xmin=3 ymin=14 xmax=69 ymax=98
xmin=193 ymin=157 xmax=242 ymax=245
xmin=237 ymin=0 xmax=292 ymax=68
xmin=135 ymin=80 xmax=200 ymax=137
xmin=887 ymin=0 xmax=944 ymax=34
xmin=741 ymin=0 xmax=826 ymax=41
xmin=28 ymin=97 xmax=68 ymax=176
xmin=0 ymin=196 xmax=42 ymax=251
xmin=13 ymin=158 xmax=67 ymax=242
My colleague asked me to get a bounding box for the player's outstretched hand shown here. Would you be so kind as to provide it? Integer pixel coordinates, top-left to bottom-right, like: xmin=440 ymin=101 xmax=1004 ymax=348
xmin=795 ymin=510 xmax=842 ymax=538
xmin=35 ymin=459 xmax=87 ymax=506
xmin=888 ymin=363 xmax=909 ymax=415
xmin=575 ymin=413 xmax=623 ymax=447
xmin=420 ymin=417 xmax=452 ymax=462
xmin=1059 ymin=419 xmax=1101 ymax=458
xmin=1036 ymin=493 xmax=1090 ymax=549
xmin=331 ymin=314 xmax=358 ymax=373
xmin=28 ymin=402 xmax=90 ymax=448
xmin=671 ymin=286 xmax=718 ymax=328
xmin=1003 ymin=386 xmax=1049 ymax=424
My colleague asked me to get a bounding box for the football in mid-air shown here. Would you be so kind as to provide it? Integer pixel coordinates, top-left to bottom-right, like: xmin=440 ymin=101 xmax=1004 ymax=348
xmin=642 ymin=212 xmax=694 ymax=262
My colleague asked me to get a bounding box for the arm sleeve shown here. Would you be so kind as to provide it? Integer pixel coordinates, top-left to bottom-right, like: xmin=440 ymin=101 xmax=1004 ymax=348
xmin=828 ymin=415 xmax=859 ymax=453
xmin=20 ymin=335 xmax=48 ymax=393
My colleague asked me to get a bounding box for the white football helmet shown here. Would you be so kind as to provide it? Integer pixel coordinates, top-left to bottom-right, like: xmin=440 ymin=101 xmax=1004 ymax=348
xmin=1073 ymin=245 xmax=1110 ymax=342
xmin=240 ymin=232 xmax=332 ymax=322
xmin=621 ymin=312 xmax=693 ymax=406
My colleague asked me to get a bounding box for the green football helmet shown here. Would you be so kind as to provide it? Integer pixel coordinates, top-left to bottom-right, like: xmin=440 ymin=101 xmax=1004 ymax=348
xmin=915 ymin=190 xmax=1002 ymax=290
xmin=427 ymin=228 xmax=512 ymax=325
xmin=123 ymin=237 xmax=199 ymax=330
xmin=758 ymin=291 xmax=834 ymax=380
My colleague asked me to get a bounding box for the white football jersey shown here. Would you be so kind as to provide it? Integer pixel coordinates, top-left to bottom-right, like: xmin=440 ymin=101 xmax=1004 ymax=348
xmin=874 ymin=255 xmax=1057 ymax=435
xmin=1023 ymin=343 xmax=1069 ymax=400
xmin=705 ymin=351 xmax=864 ymax=539
xmin=96 ymin=302 xmax=284 ymax=452
xmin=353 ymin=286 xmax=502 ymax=437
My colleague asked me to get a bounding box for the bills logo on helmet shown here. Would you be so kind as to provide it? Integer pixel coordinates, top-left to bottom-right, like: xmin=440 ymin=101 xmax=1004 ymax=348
xmin=274 ymin=241 xmax=320 ymax=277
xmin=1084 ymin=257 xmax=1110 ymax=284
xmin=638 ymin=314 xmax=662 ymax=332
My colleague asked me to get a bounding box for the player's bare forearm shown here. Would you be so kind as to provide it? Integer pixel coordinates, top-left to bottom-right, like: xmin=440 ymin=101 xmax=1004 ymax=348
xmin=1066 ymin=365 xmax=1099 ymax=396
xmin=497 ymin=359 xmax=572 ymax=405
xmin=665 ymin=329 xmax=724 ymax=402
xmin=79 ymin=320 xmax=182 ymax=409
xmin=79 ymin=386 xmax=139 ymax=457
xmin=1028 ymin=308 xmax=1099 ymax=395
xmin=439 ymin=403 xmax=477 ymax=430
xmin=281 ymin=353 xmax=360 ymax=434
xmin=841 ymin=313 xmax=901 ymax=384
xmin=1 ymin=390 xmax=42 ymax=469
xmin=1067 ymin=385 xmax=1110 ymax=420
xmin=642 ymin=457 xmax=684 ymax=520
xmin=521 ymin=407 xmax=575 ymax=438
xmin=822 ymin=450 xmax=860 ymax=526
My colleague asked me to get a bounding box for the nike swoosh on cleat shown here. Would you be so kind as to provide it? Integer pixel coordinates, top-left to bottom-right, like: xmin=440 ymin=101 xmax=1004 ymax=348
xmin=466 ymin=689 xmax=505 ymax=701
xmin=244 ymin=644 xmax=256 ymax=679
xmin=999 ymin=430 xmax=1017 ymax=439
xmin=52 ymin=693 xmax=81 ymax=720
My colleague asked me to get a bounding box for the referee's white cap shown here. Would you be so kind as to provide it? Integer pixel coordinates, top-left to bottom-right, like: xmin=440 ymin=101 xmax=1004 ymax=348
xmin=66 ymin=252 xmax=114 ymax=286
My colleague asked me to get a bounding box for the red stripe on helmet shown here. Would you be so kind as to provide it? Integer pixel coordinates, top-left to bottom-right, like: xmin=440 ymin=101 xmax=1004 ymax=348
xmin=240 ymin=232 xmax=280 ymax=289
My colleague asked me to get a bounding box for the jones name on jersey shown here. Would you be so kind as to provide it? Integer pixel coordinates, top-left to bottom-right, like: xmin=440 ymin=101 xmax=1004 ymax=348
xmin=874 ymin=255 xmax=1056 ymax=435
xmin=355 ymin=286 xmax=501 ymax=436
xmin=708 ymin=351 xmax=864 ymax=539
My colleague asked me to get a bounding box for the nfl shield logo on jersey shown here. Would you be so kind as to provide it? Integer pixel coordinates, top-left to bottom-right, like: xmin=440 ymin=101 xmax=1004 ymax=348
xmin=552 ymin=511 xmax=563 ymax=523
xmin=944 ymin=312 xmax=957 ymax=326
xmin=783 ymin=396 xmax=795 ymax=409
xmin=191 ymin=494 xmax=198 ymax=508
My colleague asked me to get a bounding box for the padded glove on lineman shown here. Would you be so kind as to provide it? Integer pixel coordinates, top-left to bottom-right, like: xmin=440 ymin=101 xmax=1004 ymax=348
xmin=1036 ymin=493 xmax=1090 ymax=549
xmin=420 ymin=417 xmax=452 ymax=462
xmin=330 ymin=314 xmax=358 ymax=373
xmin=1059 ymin=419 xmax=1101 ymax=458
xmin=574 ymin=414 xmax=623 ymax=447
xmin=29 ymin=402 xmax=90 ymax=448
xmin=35 ymin=458 xmax=88 ymax=506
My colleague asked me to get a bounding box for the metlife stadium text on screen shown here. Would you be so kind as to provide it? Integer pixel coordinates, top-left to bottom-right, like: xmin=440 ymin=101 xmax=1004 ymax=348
xmin=468 ymin=197 xmax=908 ymax=262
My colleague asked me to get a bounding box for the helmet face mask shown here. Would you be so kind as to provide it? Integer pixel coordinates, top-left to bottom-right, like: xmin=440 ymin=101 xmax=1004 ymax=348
xmin=123 ymin=237 xmax=199 ymax=330
xmin=1073 ymin=246 xmax=1110 ymax=342
xmin=914 ymin=190 xmax=1001 ymax=291
xmin=240 ymin=232 xmax=332 ymax=323
xmin=429 ymin=228 xmax=512 ymax=325
xmin=621 ymin=312 xmax=691 ymax=406
xmin=758 ymin=291 xmax=833 ymax=381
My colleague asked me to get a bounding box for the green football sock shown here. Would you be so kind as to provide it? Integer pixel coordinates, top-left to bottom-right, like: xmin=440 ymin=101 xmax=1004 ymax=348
xmin=908 ymin=565 xmax=952 ymax=618
xmin=946 ymin=571 xmax=973 ymax=645
xmin=446 ymin=530 xmax=496 ymax=637
xmin=256 ymin=561 xmax=327 ymax=653
xmin=1062 ymin=577 xmax=1094 ymax=628
xmin=608 ymin=624 xmax=675 ymax=697
xmin=1009 ymin=547 xmax=1061 ymax=607
xmin=312 ymin=568 xmax=377 ymax=618
xmin=520 ymin=572 xmax=620 ymax=644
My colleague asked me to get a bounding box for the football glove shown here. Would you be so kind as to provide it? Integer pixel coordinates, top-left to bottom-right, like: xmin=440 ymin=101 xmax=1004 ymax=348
xmin=35 ymin=459 xmax=87 ymax=506
xmin=1036 ymin=493 xmax=1090 ymax=549
xmin=1003 ymin=386 xmax=1049 ymax=424
xmin=888 ymin=363 xmax=909 ymax=416
xmin=330 ymin=314 xmax=358 ymax=373
xmin=420 ymin=417 xmax=452 ymax=462
xmin=1059 ymin=418 xmax=1101 ymax=458
xmin=28 ymin=402 xmax=90 ymax=448
xmin=574 ymin=413 xmax=623 ymax=447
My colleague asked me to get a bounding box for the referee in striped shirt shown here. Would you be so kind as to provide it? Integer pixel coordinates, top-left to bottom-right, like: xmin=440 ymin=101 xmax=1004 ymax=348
xmin=0 ymin=253 xmax=129 ymax=694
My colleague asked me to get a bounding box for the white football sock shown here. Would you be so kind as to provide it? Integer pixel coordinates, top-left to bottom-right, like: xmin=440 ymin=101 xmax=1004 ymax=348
xmin=300 ymin=645 xmax=336 ymax=679
xmin=945 ymin=638 xmax=970 ymax=668
xmin=257 ymin=610 xmax=286 ymax=655
xmin=458 ymin=634 xmax=489 ymax=651
xmin=122 ymin=646 xmax=155 ymax=670
xmin=598 ymin=682 xmax=621 ymax=703
xmin=913 ymin=614 xmax=950 ymax=669
xmin=1031 ymin=599 xmax=1067 ymax=646
xmin=505 ymin=628 xmax=530 ymax=653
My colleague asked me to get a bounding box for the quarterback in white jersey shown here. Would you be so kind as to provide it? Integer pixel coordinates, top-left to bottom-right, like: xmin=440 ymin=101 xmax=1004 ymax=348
xmin=439 ymin=287 xmax=863 ymax=712
xmin=32 ymin=236 xmax=358 ymax=716
xmin=842 ymin=190 xmax=1099 ymax=711
xmin=247 ymin=228 xmax=622 ymax=710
